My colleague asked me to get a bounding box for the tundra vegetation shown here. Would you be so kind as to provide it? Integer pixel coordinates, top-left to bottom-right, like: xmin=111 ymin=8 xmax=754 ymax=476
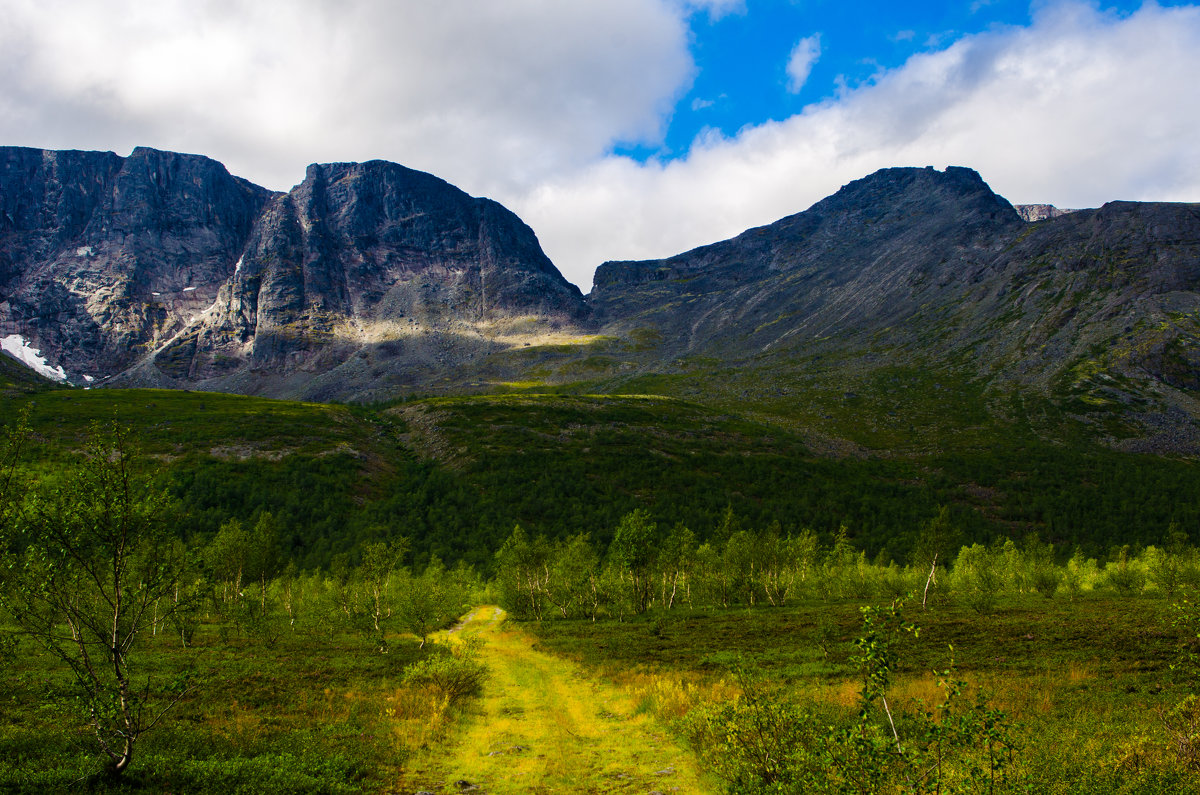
xmin=3 ymin=394 xmax=1200 ymax=791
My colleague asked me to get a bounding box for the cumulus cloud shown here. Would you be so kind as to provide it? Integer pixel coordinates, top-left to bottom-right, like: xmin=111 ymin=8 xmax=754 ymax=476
xmin=786 ymin=34 xmax=822 ymax=93
xmin=0 ymin=0 xmax=695 ymax=193
xmin=512 ymin=1 xmax=1200 ymax=289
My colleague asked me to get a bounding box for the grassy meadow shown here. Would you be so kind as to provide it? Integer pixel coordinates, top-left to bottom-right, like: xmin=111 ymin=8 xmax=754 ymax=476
xmin=4 ymin=587 xmax=1199 ymax=792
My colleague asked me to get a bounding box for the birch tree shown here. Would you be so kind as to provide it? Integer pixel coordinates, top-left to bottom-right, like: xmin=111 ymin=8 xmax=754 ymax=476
xmin=0 ymin=423 xmax=193 ymax=780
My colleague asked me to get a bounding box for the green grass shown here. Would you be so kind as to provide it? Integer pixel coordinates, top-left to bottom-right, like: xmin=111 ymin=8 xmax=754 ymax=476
xmin=12 ymin=389 xmax=372 ymax=458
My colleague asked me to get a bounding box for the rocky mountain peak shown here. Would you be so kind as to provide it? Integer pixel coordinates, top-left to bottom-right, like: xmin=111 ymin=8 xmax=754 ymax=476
xmin=178 ymin=157 xmax=587 ymax=379
xmin=810 ymin=165 xmax=1015 ymax=217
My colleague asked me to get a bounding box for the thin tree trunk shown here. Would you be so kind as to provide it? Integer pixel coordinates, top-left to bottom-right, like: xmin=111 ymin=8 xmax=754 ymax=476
xmin=922 ymin=554 xmax=938 ymax=608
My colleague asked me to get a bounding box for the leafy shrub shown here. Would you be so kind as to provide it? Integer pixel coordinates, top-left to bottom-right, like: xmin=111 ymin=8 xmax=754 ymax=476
xmin=1105 ymin=546 xmax=1147 ymax=596
xmin=401 ymin=636 xmax=489 ymax=706
xmin=952 ymin=543 xmax=1006 ymax=613
xmin=681 ymin=672 xmax=836 ymax=794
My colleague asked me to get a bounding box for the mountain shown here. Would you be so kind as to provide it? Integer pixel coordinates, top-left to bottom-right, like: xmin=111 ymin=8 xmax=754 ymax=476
xmin=0 ymin=146 xmax=272 ymax=380
xmin=1 ymin=147 xmax=587 ymax=401
xmin=584 ymin=167 xmax=1200 ymax=454
xmin=3 ymin=147 xmax=1199 ymax=453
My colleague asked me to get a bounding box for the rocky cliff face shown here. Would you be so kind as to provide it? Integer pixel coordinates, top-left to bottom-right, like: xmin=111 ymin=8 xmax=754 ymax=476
xmin=144 ymin=160 xmax=587 ymax=398
xmin=0 ymin=148 xmax=587 ymax=398
xmin=0 ymin=146 xmax=274 ymax=379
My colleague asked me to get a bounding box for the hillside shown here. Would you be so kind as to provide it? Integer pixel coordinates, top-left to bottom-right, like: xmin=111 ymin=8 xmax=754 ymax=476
xmin=6 ymin=387 xmax=1200 ymax=570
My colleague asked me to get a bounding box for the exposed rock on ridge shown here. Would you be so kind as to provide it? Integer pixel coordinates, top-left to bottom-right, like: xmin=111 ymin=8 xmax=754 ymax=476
xmin=1015 ymin=203 xmax=1082 ymax=222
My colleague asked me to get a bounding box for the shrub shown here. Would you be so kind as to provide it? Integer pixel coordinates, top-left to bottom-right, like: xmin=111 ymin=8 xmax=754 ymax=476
xmin=953 ymin=543 xmax=1006 ymax=613
xmin=401 ymin=636 xmax=489 ymax=706
xmin=1104 ymin=546 xmax=1146 ymax=596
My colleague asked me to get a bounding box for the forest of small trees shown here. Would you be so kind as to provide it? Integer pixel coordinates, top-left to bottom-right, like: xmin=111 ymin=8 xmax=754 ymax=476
xmin=0 ymin=417 xmax=477 ymax=781
xmin=493 ymin=506 xmax=1200 ymax=621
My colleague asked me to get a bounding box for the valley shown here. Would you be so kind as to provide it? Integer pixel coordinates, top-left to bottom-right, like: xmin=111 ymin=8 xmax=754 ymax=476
xmin=4 ymin=148 xmax=1200 ymax=792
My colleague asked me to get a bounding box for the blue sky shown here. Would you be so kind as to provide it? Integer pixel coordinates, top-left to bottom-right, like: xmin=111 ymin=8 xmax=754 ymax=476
xmin=632 ymin=0 xmax=1190 ymax=160
xmin=632 ymin=1 xmax=1051 ymax=160
xmin=1 ymin=1 xmax=1199 ymax=289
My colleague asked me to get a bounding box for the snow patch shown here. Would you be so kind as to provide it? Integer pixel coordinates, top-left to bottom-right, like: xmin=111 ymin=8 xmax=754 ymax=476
xmin=75 ymin=245 xmax=95 ymax=257
xmin=1 ymin=335 xmax=68 ymax=382
xmin=152 ymin=291 xmax=162 ymax=296
xmin=183 ymin=286 xmax=197 ymax=292
xmin=234 ymin=256 xmax=244 ymax=276
xmin=83 ymin=374 xmax=95 ymax=383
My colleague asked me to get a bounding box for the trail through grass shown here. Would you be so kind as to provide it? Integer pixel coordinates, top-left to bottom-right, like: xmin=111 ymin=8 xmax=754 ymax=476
xmin=397 ymin=606 xmax=712 ymax=793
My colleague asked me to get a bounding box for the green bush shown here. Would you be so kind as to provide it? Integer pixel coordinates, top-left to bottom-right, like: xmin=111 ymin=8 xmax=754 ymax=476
xmin=401 ymin=636 xmax=489 ymax=706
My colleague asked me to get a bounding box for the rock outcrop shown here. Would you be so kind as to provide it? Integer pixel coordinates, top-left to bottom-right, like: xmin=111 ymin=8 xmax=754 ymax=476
xmin=1014 ymin=203 xmax=1082 ymax=222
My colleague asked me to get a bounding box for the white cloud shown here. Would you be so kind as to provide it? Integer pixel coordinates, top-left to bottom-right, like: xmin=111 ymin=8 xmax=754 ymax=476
xmin=3 ymin=0 xmax=1200 ymax=296
xmin=0 ymin=0 xmax=695 ymax=193
xmin=511 ymin=1 xmax=1200 ymax=289
xmin=786 ymin=34 xmax=822 ymax=93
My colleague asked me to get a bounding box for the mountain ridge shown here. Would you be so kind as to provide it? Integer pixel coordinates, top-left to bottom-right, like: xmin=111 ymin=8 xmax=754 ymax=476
xmin=3 ymin=146 xmax=1199 ymax=453
xmin=583 ymin=166 xmax=1200 ymax=453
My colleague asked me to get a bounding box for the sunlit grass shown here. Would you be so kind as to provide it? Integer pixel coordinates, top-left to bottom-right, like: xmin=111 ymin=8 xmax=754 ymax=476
xmin=396 ymin=606 xmax=714 ymax=793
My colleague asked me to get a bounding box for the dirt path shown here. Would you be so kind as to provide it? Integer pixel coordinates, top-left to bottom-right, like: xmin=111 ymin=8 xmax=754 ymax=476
xmin=396 ymin=606 xmax=713 ymax=794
